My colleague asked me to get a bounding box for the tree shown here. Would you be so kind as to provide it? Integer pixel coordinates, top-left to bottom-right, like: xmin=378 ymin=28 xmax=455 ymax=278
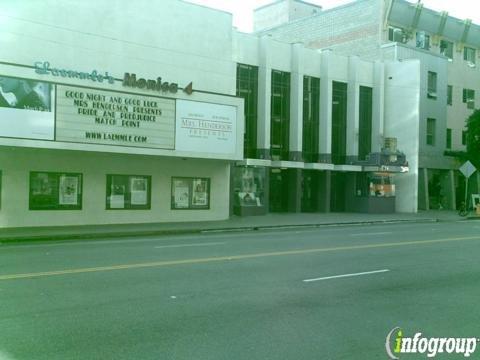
xmin=466 ymin=109 xmax=480 ymax=168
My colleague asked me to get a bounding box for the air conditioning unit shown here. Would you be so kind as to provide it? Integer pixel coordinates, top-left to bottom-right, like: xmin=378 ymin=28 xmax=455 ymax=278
xmin=393 ymin=29 xmax=407 ymax=43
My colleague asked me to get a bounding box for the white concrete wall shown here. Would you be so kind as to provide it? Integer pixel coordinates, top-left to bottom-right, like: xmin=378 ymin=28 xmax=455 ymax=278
xmin=289 ymin=0 xmax=322 ymax=21
xmin=233 ymin=32 xmax=260 ymax=67
xmin=372 ymin=61 xmax=385 ymax=152
xmin=0 ymin=147 xmax=230 ymax=228
xmin=384 ymin=60 xmax=421 ymax=213
xmin=254 ymin=1 xmax=290 ymax=32
xmin=253 ymin=0 xmax=322 ymax=32
xmin=0 ymin=0 xmax=235 ymax=95
xmin=393 ymin=46 xmax=448 ymax=167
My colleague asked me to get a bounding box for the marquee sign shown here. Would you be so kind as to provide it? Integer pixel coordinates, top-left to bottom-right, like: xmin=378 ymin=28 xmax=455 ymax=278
xmin=55 ymin=85 xmax=175 ymax=149
xmin=0 ymin=63 xmax=238 ymax=159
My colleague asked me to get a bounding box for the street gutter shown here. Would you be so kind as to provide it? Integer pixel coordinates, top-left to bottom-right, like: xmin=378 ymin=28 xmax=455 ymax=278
xmin=0 ymin=218 xmax=442 ymax=244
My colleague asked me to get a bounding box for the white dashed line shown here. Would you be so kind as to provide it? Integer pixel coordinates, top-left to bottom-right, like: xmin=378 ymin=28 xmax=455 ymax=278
xmin=154 ymin=242 xmax=226 ymax=249
xmin=350 ymin=232 xmax=392 ymax=237
xmin=303 ymin=269 xmax=390 ymax=283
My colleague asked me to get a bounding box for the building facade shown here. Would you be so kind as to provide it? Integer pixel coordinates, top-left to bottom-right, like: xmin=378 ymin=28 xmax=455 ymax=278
xmin=233 ymin=33 xmax=418 ymax=215
xmin=0 ymin=0 xmax=424 ymax=229
xmin=0 ymin=0 xmax=244 ymax=228
xmin=255 ymin=0 xmax=480 ymax=210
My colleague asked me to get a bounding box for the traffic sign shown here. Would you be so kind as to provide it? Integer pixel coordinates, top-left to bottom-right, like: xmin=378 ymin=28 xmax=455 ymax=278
xmin=459 ymin=161 xmax=477 ymax=178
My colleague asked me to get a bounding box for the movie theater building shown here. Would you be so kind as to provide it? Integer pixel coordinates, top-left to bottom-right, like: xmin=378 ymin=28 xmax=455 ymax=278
xmin=232 ymin=32 xmax=419 ymax=215
xmin=0 ymin=0 xmax=244 ymax=228
xmin=0 ymin=0 xmax=419 ymax=229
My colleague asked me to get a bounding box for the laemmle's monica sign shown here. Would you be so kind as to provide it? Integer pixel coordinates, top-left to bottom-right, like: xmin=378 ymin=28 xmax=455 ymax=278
xmin=122 ymin=73 xmax=178 ymax=93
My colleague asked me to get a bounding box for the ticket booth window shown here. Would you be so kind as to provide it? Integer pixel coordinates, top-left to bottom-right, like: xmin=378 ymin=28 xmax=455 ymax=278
xmin=356 ymin=172 xmax=395 ymax=198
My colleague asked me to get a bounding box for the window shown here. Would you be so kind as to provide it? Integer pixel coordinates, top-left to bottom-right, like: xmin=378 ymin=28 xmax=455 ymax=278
xmin=359 ymin=86 xmax=373 ymax=160
xmin=446 ymin=128 xmax=452 ymax=149
xmin=426 ymin=118 xmax=435 ymax=146
xmin=447 ymin=85 xmax=453 ymax=106
xmin=171 ymin=177 xmax=210 ymax=210
xmin=439 ymin=40 xmax=453 ymax=60
xmin=302 ymin=76 xmax=320 ymax=162
xmin=464 ymin=47 xmax=476 ymax=65
xmin=233 ymin=166 xmax=265 ymax=209
xmin=463 ymin=88 xmax=475 ymax=109
xmin=29 ymin=171 xmax=82 ymax=210
xmin=270 ymin=70 xmax=290 ymax=160
xmin=427 ymin=71 xmax=437 ymax=99
xmin=236 ymin=64 xmax=258 ymax=158
xmin=106 ymin=174 xmax=151 ymax=210
xmin=462 ymin=130 xmax=467 ymax=146
xmin=332 ymin=81 xmax=348 ymax=164
xmin=356 ymin=173 xmax=395 ymax=198
xmin=416 ymin=31 xmax=430 ymax=50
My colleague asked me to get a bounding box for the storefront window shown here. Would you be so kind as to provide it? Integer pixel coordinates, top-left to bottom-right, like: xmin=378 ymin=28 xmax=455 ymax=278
xmin=233 ymin=166 xmax=265 ymax=207
xmin=171 ymin=177 xmax=210 ymax=210
xmin=106 ymin=174 xmax=151 ymax=210
xmin=29 ymin=171 xmax=82 ymax=210
xmin=356 ymin=172 xmax=395 ymax=198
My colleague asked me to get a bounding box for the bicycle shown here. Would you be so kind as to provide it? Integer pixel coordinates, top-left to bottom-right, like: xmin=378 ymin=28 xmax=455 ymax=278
xmin=458 ymin=201 xmax=468 ymax=217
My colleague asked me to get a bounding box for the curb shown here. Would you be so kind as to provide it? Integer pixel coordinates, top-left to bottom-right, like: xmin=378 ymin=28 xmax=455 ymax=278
xmin=0 ymin=218 xmax=440 ymax=244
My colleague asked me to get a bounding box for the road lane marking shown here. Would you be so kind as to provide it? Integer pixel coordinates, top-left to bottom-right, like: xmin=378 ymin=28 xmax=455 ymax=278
xmin=201 ymin=228 xmax=254 ymax=234
xmin=1 ymin=234 xmax=480 ymax=281
xmin=154 ymin=242 xmax=226 ymax=249
xmin=350 ymin=232 xmax=392 ymax=237
xmin=303 ymin=269 xmax=390 ymax=282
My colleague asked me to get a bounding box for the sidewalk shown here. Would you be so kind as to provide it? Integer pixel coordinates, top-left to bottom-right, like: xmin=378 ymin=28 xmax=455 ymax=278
xmin=1 ymin=210 xmax=473 ymax=243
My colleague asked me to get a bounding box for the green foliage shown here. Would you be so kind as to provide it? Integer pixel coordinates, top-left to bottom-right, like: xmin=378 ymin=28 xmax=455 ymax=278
xmin=466 ymin=109 xmax=480 ymax=168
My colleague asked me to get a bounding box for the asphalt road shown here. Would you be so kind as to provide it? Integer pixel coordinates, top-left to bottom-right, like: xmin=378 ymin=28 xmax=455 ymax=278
xmin=1 ymin=220 xmax=479 ymax=360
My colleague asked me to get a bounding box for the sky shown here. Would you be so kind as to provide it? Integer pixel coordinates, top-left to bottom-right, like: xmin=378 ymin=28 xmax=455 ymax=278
xmin=186 ymin=0 xmax=480 ymax=32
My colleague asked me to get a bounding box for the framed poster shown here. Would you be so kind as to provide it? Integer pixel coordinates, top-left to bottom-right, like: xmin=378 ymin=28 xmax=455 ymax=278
xmin=175 ymin=99 xmax=237 ymax=157
xmin=59 ymin=175 xmax=79 ymax=205
xmin=171 ymin=177 xmax=210 ymax=210
xmin=130 ymin=177 xmax=148 ymax=205
xmin=29 ymin=171 xmax=82 ymax=210
xmin=106 ymin=174 xmax=151 ymax=210
xmin=192 ymin=178 xmax=208 ymax=207
xmin=172 ymin=179 xmax=190 ymax=209
xmin=0 ymin=75 xmax=55 ymax=140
